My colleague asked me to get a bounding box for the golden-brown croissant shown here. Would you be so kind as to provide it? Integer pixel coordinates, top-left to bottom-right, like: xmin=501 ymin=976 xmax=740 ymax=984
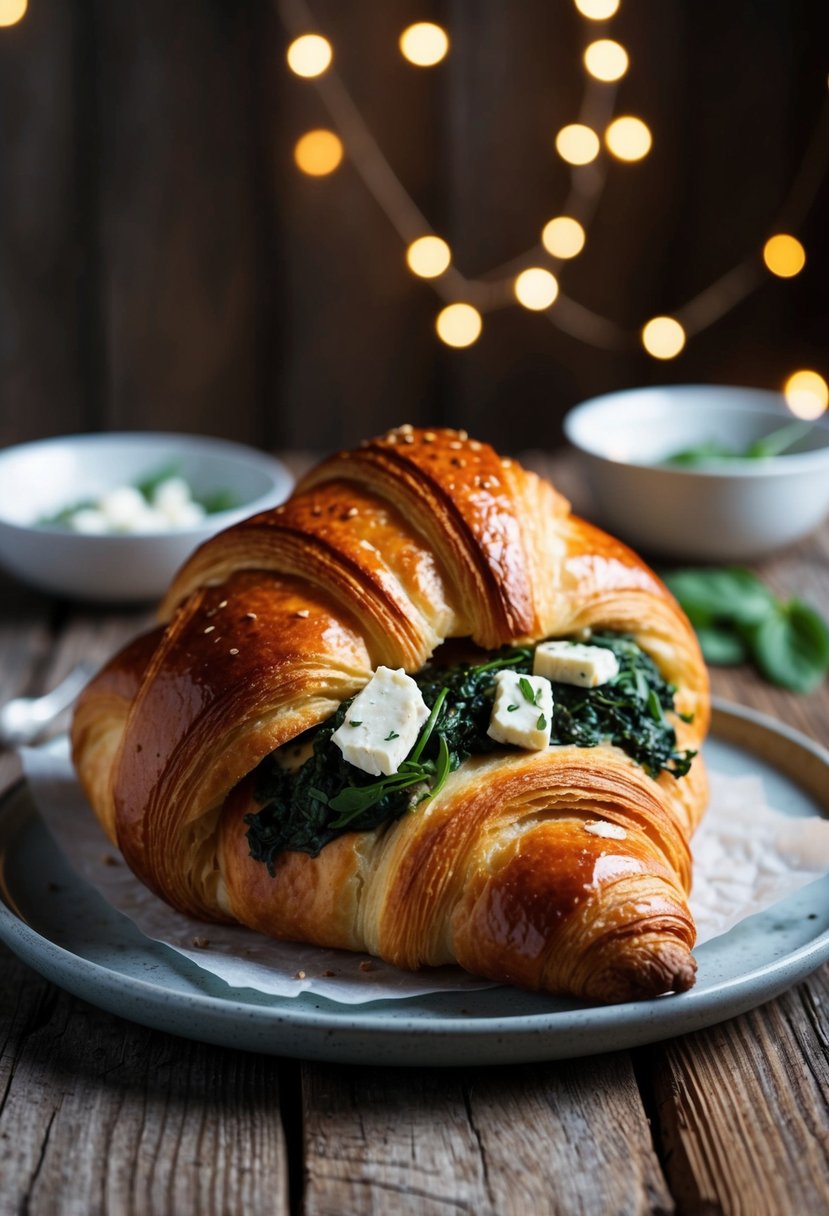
xmin=72 ymin=426 xmax=709 ymax=1004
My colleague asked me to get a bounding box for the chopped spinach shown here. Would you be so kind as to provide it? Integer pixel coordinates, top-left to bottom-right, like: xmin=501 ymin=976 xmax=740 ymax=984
xmin=244 ymin=634 xmax=695 ymax=872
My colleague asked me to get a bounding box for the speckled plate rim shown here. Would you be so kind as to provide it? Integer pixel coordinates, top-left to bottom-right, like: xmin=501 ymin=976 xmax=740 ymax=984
xmin=0 ymin=697 xmax=827 ymax=1066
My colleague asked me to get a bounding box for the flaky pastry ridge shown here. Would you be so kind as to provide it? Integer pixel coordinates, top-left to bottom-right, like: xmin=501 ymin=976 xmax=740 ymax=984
xmin=72 ymin=426 xmax=709 ymax=1003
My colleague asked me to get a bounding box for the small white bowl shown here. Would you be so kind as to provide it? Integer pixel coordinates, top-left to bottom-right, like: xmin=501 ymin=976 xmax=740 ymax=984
xmin=563 ymin=386 xmax=829 ymax=561
xmin=0 ymin=433 xmax=293 ymax=602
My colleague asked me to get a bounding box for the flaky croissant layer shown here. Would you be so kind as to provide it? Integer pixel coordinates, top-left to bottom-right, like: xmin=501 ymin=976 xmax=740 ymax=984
xmin=72 ymin=426 xmax=710 ymax=1003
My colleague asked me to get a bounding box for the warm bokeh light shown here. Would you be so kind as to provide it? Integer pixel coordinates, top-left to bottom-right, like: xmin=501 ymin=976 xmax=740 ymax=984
xmin=555 ymin=123 xmax=600 ymax=165
xmin=641 ymin=316 xmax=685 ymax=360
xmin=605 ymin=116 xmax=652 ymax=161
xmin=574 ymin=0 xmax=620 ymax=19
xmin=541 ymin=216 xmax=586 ymax=259
xmin=784 ymin=370 xmax=828 ymax=420
xmin=583 ymin=39 xmax=629 ymax=82
xmin=514 ymin=268 xmax=559 ymax=311
xmin=286 ymin=34 xmax=333 ymax=78
xmin=399 ymin=22 xmax=449 ymax=67
xmin=763 ymin=233 xmax=806 ymax=279
xmin=406 ymin=235 xmax=451 ymax=278
xmin=436 ymin=303 xmax=482 ymax=348
xmin=294 ymin=129 xmax=344 ymax=176
xmin=0 ymin=0 xmax=27 ymax=26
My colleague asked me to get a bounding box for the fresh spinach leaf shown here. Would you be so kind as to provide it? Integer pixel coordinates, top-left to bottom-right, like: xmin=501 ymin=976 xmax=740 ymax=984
xmin=664 ymin=439 xmax=739 ymax=466
xmin=663 ymin=568 xmax=775 ymax=626
xmin=664 ymin=420 xmax=814 ymax=466
xmin=245 ymin=634 xmax=695 ymax=873
xmin=694 ymin=626 xmax=749 ymax=666
xmin=664 ymin=566 xmax=829 ymax=690
xmin=746 ymin=600 xmax=829 ymax=693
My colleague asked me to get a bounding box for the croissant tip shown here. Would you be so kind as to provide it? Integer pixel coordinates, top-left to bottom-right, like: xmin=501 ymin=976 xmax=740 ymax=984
xmin=587 ymin=940 xmax=698 ymax=1004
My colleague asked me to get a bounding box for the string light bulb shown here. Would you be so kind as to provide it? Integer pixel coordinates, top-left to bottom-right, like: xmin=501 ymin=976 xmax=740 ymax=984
xmin=641 ymin=316 xmax=685 ymax=359
xmin=763 ymin=234 xmax=806 ymax=279
xmin=541 ymin=216 xmax=586 ymax=259
xmin=583 ymin=40 xmax=629 ymax=82
xmin=406 ymin=236 xmax=451 ymax=279
xmin=573 ymin=0 xmax=620 ymax=18
xmin=606 ymin=116 xmax=652 ymax=161
xmin=286 ymin=34 xmax=333 ymax=78
xmin=294 ymin=129 xmax=343 ymax=176
xmin=0 ymin=0 xmax=26 ymax=26
xmin=436 ymin=303 xmax=482 ymax=348
xmin=514 ymin=268 xmax=559 ymax=310
xmin=555 ymin=123 xmax=600 ymax=166
xmin=399 ymin=23 xmax=449 ymax=67
xmin=784 ymin=370 xmax=828 ymax=419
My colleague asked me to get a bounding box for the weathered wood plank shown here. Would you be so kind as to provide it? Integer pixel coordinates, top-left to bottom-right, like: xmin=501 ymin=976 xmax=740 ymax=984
xmin=648 ymin=965 xmax=829 ymax=1216
xmin=0 ymin=945 xmax=289 ymax=1216
xmin=94 ymin=0 xmax=261 ymax=441
xmin=0 ymin=0 xmax=88 ymax=445
xmin=301 ymin=1055 xmax=673 ymax=1215
xmin=273 ymin=0 xmax=439 ymax=449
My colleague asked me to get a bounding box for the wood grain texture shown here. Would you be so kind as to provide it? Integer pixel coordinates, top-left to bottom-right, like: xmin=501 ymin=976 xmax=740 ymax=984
xmin=0 ymin=0 xmax=87 ymax=445
xmin=649 ymin=966 xmax=829 ymax=1216
xmin=301 ymin=1055 xmax=672 ymax=1216
xmin=93 ymin=0 xmax=261 ymax=441
xmin=0 ymin=945 xmax=289 ymax=1216
xmin=273 ymin=0 xmax=439 ymax=449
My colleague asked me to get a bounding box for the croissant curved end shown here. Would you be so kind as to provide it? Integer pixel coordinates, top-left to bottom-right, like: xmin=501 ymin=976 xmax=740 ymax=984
xmin=71 ymin=425 xmax=710 ymax=1005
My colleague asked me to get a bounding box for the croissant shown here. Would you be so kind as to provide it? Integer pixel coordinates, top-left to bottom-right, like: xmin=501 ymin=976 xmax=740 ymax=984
xmin=72 ymin=426 xmax=710 ymax=1004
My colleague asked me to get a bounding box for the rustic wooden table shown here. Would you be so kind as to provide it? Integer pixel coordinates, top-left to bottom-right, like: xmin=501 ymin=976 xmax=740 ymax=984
xmin=0 ymin=452 xmax=827 ymax=1215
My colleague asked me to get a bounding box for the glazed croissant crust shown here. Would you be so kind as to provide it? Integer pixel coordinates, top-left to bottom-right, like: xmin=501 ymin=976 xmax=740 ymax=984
xmin=72 ymin=426 xmax=709 ymax=1004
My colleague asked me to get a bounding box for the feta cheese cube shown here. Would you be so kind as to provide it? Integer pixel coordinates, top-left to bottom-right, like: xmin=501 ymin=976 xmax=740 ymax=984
xmin=487 ymin=670 xmax=553 ymax=751
xmin=152 ymin=476 xmax=193 ymax=514
xmin=331 ymin=666 xmax=430 ymax=777
xmin=533 ymin=641 xmax=619 ymax=688
xmin=69 ymin=508 xmax=109 ymax=534
xmin=99 ymin=485 xmax=148 ymax=531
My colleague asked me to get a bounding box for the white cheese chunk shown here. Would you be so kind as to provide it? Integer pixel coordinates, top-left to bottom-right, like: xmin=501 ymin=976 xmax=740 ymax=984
xmin=99 ymin=485 xmax=148 ymax=531
xmin=487 ymin=670 xmax=553 ymax=751
xmin=68 ymin=508 xmax=109 ymax=534
xmin=331 ymin=666 xmax=430 ymax=777
xmin=533 ymin=641 xmax=619 ymax=688
xmin=583 ymin=821 xmax=627 ymax=840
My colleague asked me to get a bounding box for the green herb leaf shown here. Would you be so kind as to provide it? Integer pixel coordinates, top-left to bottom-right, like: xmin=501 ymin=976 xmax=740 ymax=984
xmin=694 ymin=626 xmax=749 ymax=666
xmin=196 ymin=487 xmax=240 ymax=514
xmin=663 ymin=439 xmax=739 ymax=466
xmin=409 ymin=687 xmax=448 ymax=763
xmin=518 ymin=676 xmax=538 ymax=705
xmin=348 ymin=720 xmax=362 ymax=727
xmin=507 ymin=704 xmax=518 ymax=712
xmin=473 ymin=648 xmax=533 ymax=675
xmin=663 ymin=568 xmax=776 ymax=626
xmin=646 ymin=689 xmax=664 ymax=722
xmin=742 ymin=420 xmax=812 ymax=459
xmin=536 ymin=713 xmax=547 ymax=730
xmin=746 ymin=600 xmax=829 ymax=693
xmin=384 ymin=730 xmax=400 ymax=741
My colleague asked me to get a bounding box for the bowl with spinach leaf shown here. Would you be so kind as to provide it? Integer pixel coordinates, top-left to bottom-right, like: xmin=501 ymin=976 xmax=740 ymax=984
xmin=564 ymin=386 xmax=829 ymax=561
xmin=0 ymin=433 xmax=293 ymax=602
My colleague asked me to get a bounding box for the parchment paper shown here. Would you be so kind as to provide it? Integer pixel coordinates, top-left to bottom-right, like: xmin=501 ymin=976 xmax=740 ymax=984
xmin=21 ymin=740 xmax=829 ymax=1005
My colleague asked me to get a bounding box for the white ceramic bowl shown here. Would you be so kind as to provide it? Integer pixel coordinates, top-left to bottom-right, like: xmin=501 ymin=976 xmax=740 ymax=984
xmin=0 ymin=433 xmax=294 ymax=601
xmin=563 ymin=386 xmax=829 ymax=561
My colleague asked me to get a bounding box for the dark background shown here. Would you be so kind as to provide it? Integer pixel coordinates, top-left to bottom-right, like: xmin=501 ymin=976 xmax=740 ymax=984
xmin=1 ymin=0 xmax=826 ymax=454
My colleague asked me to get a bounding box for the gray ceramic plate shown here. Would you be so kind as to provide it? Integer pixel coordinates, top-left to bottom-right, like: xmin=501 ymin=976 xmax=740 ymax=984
xmin=0 ymin=699 xmax=827 ymax=1066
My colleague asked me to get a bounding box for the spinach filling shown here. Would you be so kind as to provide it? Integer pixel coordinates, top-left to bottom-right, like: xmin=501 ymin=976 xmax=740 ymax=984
xmin=245 ymin=633 xmax=695 ymax=872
